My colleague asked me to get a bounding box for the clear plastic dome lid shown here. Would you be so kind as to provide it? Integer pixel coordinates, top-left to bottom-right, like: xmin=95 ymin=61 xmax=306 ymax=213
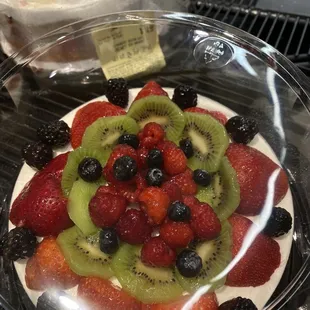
xmin=0 ymin=11 xmax=309 ymax=310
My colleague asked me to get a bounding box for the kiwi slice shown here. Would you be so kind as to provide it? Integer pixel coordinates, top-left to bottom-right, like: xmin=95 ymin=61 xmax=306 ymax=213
xmin=182 ymin=112 xmax=229 ymax=172
xmin=57 ymin=226 xmax=114 ymax=279
xmin=196 ymin=157 xmax=240 ymax=221
xmin=175 ymin=220 xmax=232 ymax=293
xmin=127 ymin=96 xmax=185 ymax=143
xmin=81 ymin=115 xmax=139 ymax=154
xmin=112 ymin=243 xmax=183 ymax=303
xmin=67 ymin=179 xmax=99 ymax=236
xmin=61 ymin=147 xmax=106 ymax=197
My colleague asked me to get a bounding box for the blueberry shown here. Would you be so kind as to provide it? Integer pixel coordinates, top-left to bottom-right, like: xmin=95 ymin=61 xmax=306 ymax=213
xmin=179 ymin=138 xmax=194 ymax=158
xmin=113 ymin=156 xmax=137 ymax=181
xmin=176 ymin=249 xmax=202 ymax=278
xmin=172 ymin=85 xmax=197 ymax=109
xmin=193 ymin=169 xmax=212 ymax=187
xmin=263 ymin=207 xmax=292 ymax=237
xmin=147 ymin=149 xmax=163 ymax=168
xmin=167 ymin=201 xmax=191 ymax=222
xmin=225 ymin=116 xmax=259 ymax=144
xmin=78 ymin=157 xmax=102 ymax=182
xmin=146 ymin=168 xmax=164 ymax=187
xmin=100 ymin=228 xmax=119 ymax=254
xmin=118 ymin=134 xmax=139 ymax=149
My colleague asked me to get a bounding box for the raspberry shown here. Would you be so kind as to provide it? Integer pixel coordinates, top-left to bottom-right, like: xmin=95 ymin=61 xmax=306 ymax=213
xmin=141 ymin=237 xmax=176 ymax=267
xmin=139 ymin=187 xmax=170 ymax=225
xmin=169 ymin=169 xmax=197 ymax=195
xmin=185 ymin=107 xmax=227 ymax=125
xmin=116 ymin=209 xmax=152 ymax=244
xmin=160 ymin=221 xmax=194 ymax=249
xmin=190 ymin=203 xmax=221 ymax=240
xmin=163 ymin=146 xmax=187 ymax=176
xmin=89 ymin=190 xmax=127 ymax=227
xmin=137 ymin=147 xmax=149 ymax=169
xmin=103 ymin=145 xmax=137 ymax=184
xmin=157 ymin=140 xmax=177 ymax=153
xmin=161 ymin=182 xmax=183 ymax=202
xmin=140 ymin=123 xmax=165 ymax=149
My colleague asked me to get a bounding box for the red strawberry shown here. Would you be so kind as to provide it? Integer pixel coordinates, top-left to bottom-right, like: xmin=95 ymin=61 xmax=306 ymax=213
xmin=169 ymin=169 xmax=197 ymax=195
xmin=137 ymin=147 xmax=149 ymax=169
xmin=226 ymin=143 xmax=289 ymax=215
xmin=182 ymin=195 xmax=200 ymax=209
xmin=95 ymin=185 xmax=119 ymax=196
xmin=89 ymin=190 xmax=127 ymax=228
xmin=147 ymin=293 xmax=218 ymax=310
xmin=10 ymin=153 xmax=70 ymax=228
xmin=116 ymin=209 xmax=152 ymax=244
xmin=71 ymin=101 xmax=126 ymax=149
xmin=160 ymin=221 xmax=194 ymax=249
xmin=190 ymin=203 xmax=221 ymax=240
xmin=163 ymin=146 xmax=187 ymax=176
xmin=185 ymin=107 xmax=227 ymax=125
xmin=134 ymin=81 xmax=168 ymax=101
xmin=25 ymin=237 xmax=81 ymax=290
xmin=226 ymin=214 xmax=281 ymax=287
xmin=78 ymin=277 xmax=141 ymax=310
xmin=161 ymin=182 xmax=183 ymax=202
xmin=139 ymin=187 xmax=170 ymax=225
xmin=141 ymin=237 xmax=176 ymax=267
xmin=139 ymin=122 xmax=165 ymax=149
xmin=103 ymin=144 xmax=137 ymax=185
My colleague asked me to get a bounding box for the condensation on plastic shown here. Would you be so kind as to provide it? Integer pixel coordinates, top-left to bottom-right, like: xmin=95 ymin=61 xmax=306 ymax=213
xmin=0 ymin=10 xmax=309 ymax=310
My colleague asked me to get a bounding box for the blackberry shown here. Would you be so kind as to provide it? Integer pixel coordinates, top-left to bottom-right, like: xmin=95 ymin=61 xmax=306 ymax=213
xmin=78 ymin=157 xmax=102 ymax=182
xmin=179 ymin=138 xmax=194 ymax=158
xmin=37 ymin=120 xmax=70 ymax=147
xmin=106 ymin=78 xmax=129 ymax=108
xmin=113 ymin=156 xmax=137 ymax=181
xmin=22 ymin=141 xmax=53 ymax=170
xmin=167 ymin=201 xmax=191 ymax=222
xmin=146 ymin=168 xmax=164 ymax=187
xmin=172 ymin=85 xmax=197 ymax=110
xmin=1 ymin=227 xmax=37 ymax=261
xmin=225 ymin=116 xmax=259 ymax=144
xmin=118 ymin=134 xmax=139 ymax=149
xmin=147 ymin=149 xmax=163 ymax=168
xmin=100 ymin=228 xmax=119 ymax=254
xmin=176 ymin=249 xmax=202 ymax=278
xmin=219 ymin=297 xmax=257 ymax=310
xmin=264 ymin=207 xmax=292 ymax=237
xmin=193 ymin=169 xmax=212 ymax=187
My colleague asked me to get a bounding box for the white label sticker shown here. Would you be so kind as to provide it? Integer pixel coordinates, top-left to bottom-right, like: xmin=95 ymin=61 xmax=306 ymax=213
xmin=92 ymin=21 xmax=166 ymax=79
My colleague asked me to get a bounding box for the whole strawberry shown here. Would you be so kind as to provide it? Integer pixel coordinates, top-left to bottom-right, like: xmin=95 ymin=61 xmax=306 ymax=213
xmin=226 ymin=214 xmax=281 ymax=287
xmin=226 ymin=144 xmax=289 ymax=215
xmin=169 ymin=169 xmax=197 ymax=195
xmin=134 ymin=81 xmax=168 ymax=102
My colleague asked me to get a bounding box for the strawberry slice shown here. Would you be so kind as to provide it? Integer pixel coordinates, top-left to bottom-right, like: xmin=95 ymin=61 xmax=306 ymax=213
xmin=71 ymin=101 xmax=126 ymax=149
xmin=144 ymin=293 xmax=218 ymax=310
xmin=25 ymin=237 xmax=81 ymax=290
xmin=226 ymin=143 xmax=289 ymax=215
xmin=134 ymin=81 xmax=168 ymax=101
xmin=226 ymin=214 xmax=281 ymax=287
xmin=78 ymin=277 xmax=141 ymax=310
xmin=185 ymin=107 xmax=227 ymax=125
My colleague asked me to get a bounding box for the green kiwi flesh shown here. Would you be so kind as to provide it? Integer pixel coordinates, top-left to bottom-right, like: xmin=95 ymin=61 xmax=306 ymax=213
xmin=81 ymin=115 xmax=139 ymax=154
xmin=67 ymin=179 xmax=99 ymax=236
xmin=127 ymin=96 xmax=185 ymax=143
xmin=61 ymin=147 xmax=106 ymax=197
xmin=183 ymin=112 xmax=229 ymax=172
xmin=196 ymin=157 xmax=240 ymax=221
xmin=175 ymin=220 xmax=232 ymax=293
xmin=57 ymin=226 xmax=114 ymax=279
xmin=112 ymin=243 xmax=183 ymax=303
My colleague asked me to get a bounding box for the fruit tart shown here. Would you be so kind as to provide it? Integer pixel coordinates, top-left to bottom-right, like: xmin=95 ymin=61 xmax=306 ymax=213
xmin=5 ymin=79 xmax=293 ymax=310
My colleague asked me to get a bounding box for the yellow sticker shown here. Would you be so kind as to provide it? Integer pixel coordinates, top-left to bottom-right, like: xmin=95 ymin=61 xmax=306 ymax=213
xmin=92 ymin=21 xmax=166 ymax=79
